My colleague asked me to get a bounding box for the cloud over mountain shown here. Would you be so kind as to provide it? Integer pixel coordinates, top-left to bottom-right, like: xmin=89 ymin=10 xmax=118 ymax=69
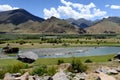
xmin=0 ymin=4 xmax=19 ymax=11
xmin=43 ymin=0 xmax=107 ymax=19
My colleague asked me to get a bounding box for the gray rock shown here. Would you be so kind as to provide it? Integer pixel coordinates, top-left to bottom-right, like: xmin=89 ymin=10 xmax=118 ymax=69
xmin=52 ymin=71 xmax=69 ymax=80
xmin=3 ymin=73 xmax=14 ymax=80
xmin=58 ymin=63 xmax=72 ymax=72
xmin=73 ymin=73 xmax=87 ymax=80
xmin=15 ymin=72 xmax=29 ymax=80
xmin=17 ymin=51 xmax=38 ymax=63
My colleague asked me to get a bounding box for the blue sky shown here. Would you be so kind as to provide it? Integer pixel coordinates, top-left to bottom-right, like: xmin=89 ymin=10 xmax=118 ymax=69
xmin=0 ymin=0 xmax=120 ymax=20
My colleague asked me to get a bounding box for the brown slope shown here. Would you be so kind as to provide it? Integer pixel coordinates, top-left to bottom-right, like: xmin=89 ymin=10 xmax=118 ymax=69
xmin=85 ymin=20 xmax=120 ymax=34
xmin=14 ymin=17 xmax=85 ymax=34
xmin=0 ymin=9 xmax=85 ymax=34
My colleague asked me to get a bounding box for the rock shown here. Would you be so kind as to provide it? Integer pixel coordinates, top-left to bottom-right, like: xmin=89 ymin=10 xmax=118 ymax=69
xmin=3 ymin=73 xmax=14 ymax=80
xmin=2 ymin=47 xmax=19 ymax=54
xmin=73 ymin=73 xmax=87 ymax=80
xmin=58 ymin=63 xmax=72 ymax=72
xmin=17 ymin=51 xmax=38 ymax=63
xmin=97 ymin=72 xmax=116 ymax=80
xmin=12 ymin=73 xmax=21 ymax=77
xmin=114 ymin=52 xmax=120 ymax=59
xmin=33 ymin=75 xmax=40 ymax=80
xmin=108 ymin=69 xmax=118 ymax=74
xmin=52 ymin=71 xmax=69 ymax=80
xmin=15 ymin=72 xmax=29 ymax=80
xmin=28 ymin=76 xmax=34 ymax=80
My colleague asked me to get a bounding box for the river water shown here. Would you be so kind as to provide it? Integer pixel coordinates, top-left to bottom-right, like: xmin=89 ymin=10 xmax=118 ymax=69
xmin=19 ymin=47 xmax=120 ymax=58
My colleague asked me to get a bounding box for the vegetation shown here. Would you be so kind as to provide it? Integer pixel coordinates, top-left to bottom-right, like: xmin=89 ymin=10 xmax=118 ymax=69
xmin=57 ymin=59 xmax=64 ymax=65
xmin=0 ymin=34 xmax=120 ymax=49
xmin=71 ymin=58 xmax=88 ymax=72
xmin=85 ymin=59 xmax=93 ymax=63
xmin=0 ymin=61 xmax=28 ymax=78
xmin=31 ymin=65 xmax=47 ymax=76
xmin=0 ymin=54 xmax=115 ymax=79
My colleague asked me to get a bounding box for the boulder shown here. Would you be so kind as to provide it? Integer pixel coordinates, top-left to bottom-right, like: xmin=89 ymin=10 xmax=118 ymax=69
xmin=17 ymin=51 xmax=38 ymax=63
xmin=2 ymin=47 xmax=19 ymax=54
xmin=107 ymin=69 xmax=118 ymax=74
xmin=52 ymin=71 xmax=69 ymax=80
xmin=97 ymin=72 xmax=116 ymax=80
xmin=114 ymin=52 xmax=120 ymax=59
xmin=58 ymin=63 xmax=72 ymax=72
xmin=73 ymin=73 xmax=87 ymax=80
xmin=3 ymin=73 xmax=14 ymax=80
xmin=15 ymin=72 xmax=29 ymax=80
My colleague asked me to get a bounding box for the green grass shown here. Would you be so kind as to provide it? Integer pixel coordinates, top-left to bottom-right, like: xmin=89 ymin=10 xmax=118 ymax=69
xmin=0 ymin=54 xmax=115 ymax=67
xmin=33 ymin=54 xmax=115 ymax=66
xmin=0 ymin=54 xmax=115 ymax=79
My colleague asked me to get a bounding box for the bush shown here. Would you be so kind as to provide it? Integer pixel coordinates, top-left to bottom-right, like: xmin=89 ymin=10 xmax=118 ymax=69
xmin=57 ymin=59 xmax=64 ymax=65
xmin=0 ymin=62 xmax=28 ymax=79
xmin=31 ymin=65 xmax=47 ymax=76
xmin=85 ymin=59 xmax=93 ymax=63
xmin=47 ymin=66 xmax=56 ymax=76
xmin=71 ymin=58 xmax=88 ymax=73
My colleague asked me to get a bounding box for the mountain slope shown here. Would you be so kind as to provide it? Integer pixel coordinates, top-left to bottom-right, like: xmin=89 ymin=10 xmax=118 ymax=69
xmin=66 ymin=18 xmax=94 ymax=29
xmin=0 ymin=9 xmax=85 ymax=34
xmin=17 ymin=17 xmax=85 ymax=34
xmin=86 ymin=17 xmax=120 ymax=34
xmin=0 ymin=9 xmax=44 ymax=25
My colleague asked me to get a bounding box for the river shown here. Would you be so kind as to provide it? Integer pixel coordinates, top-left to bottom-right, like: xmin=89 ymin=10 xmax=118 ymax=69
xmin=19 ymin=47 xmax=120 ymax=58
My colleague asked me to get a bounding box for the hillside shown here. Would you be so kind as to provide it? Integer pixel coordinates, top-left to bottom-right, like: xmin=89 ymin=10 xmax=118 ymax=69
xmin=66 ymin=18 xmax=95 ymax=29
xmin=0 ymin=9 xmax=84 ymax=34
xmin=86 ymin=17 xmax=120 ymax=34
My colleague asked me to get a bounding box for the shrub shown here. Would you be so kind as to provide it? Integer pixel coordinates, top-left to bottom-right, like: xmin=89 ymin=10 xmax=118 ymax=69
xmin=57 ymin=59 xmax=64 ymax=65
xmin=62 ymin=43 xmax=70 ymax=47
xmin=31 ymin=65 xmax=47 ymax=76
xmin=0 ymin=62 xmax=28 ymax=79
xmin=71 ymin=58 xmax=88 ymax=73
xmin=47 ymin=66 xmax=56 ymax=76
xmin=85 ymin=59 xmax=93 ymax=63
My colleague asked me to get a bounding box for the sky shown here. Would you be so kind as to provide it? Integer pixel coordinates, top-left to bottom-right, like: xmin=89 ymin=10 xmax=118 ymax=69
xmin=0 ymin=0 xmax=120 ymax=20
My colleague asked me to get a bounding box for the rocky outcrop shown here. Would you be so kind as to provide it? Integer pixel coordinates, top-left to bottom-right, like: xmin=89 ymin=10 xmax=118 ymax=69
xmin=2 ymin=47 xmax=19 ymax=54
xmin=52 ymin=71 xmax=69 ymax=80
xmin=58 ymin=63 xmax=72 ymax=72
xmin=3 ymin=73 xmax=14 ymax=80
xmin=17 ymin=51 xmax=38 ymax=63
xmin=97 ymin=72 xmax=116 ymax=80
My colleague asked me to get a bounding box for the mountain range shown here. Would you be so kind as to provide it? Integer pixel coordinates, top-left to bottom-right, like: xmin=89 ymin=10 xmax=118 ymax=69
xmin=0 ymin=9 xmax=120 ymax=34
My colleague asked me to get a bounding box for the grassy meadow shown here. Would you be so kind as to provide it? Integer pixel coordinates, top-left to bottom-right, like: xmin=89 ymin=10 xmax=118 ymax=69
xmin=0 ymin=34 xmax=120 ymax=78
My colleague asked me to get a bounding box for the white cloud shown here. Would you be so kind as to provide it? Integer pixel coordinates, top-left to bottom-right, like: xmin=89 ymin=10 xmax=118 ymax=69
xmin=105 ymin=4 xmax=120 ymax=9
xmin=43 ymin=0 xmax=107 ymax=19
xmin=111 ymin=5 xmax=120 ymax=9
xmin=105 ymin=4 xmax=110 ymax=7
xmin=0 ymin=4 xmax=19 ymax=11
xmin=43 ymin=7 xmax=60 ymax=19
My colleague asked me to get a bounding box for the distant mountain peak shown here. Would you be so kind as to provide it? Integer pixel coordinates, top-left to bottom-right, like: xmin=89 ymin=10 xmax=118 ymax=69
xmin=0 ymin=9 xmax=44 ymax=25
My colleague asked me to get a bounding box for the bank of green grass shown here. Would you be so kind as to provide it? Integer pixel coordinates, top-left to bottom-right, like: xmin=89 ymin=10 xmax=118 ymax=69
xmin=0 ymin=54 xmax=115 ymax=67
xmin=0 ymin=54 xmax=115 ymax=78
xmin=33 ymin=54 xmax=115 ymax=66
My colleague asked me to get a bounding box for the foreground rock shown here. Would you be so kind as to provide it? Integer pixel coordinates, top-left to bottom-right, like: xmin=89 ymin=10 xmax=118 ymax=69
xmin=58 ymin=63 xmax=72 ymax=72
xmin=3 ymin=73 xmax=14 ymax=80
xmin=17 ymin=51 xmax=38 ymax=63
xmin=52 ymin=71 xmax=69 ymax=80
xmin=97 ymin=72 xmax=116 ymax=80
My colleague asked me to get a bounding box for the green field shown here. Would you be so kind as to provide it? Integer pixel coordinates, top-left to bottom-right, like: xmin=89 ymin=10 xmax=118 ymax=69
xmin=0 ymin=54 xmax=115 ymax=67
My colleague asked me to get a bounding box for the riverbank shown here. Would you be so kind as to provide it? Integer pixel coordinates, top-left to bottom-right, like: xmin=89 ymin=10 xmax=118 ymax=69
xmin=0 ymin=54 xmax=119 ymax=79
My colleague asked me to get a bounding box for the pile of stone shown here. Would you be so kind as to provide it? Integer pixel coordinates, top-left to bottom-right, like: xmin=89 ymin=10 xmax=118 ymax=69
xmin=95 ymin=66 xmax=120 ymax=80
xmin=4 ymin=72 xmax=41 ymax=80
xmin=3 ymin=63 xmax=120 ymax=80
xmin=17 ymin=51 xmax=38 ymax=63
